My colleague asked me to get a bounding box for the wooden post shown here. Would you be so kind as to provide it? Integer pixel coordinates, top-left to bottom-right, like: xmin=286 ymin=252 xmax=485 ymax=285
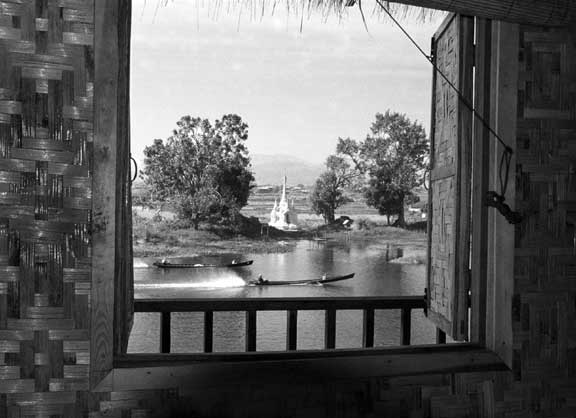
xmin=485 ymin=21 xmax=518 ymax=367
xmin=286 ymin=310 xmax=298 ymax=351
xmin=362 ymin=308 xmax=375 ymax=348
xmin=400 ymin=308 xmax=412 ymax=346
xmin=325 ymin=309 xmax=336 ymax=349
xmin=91 ymin=0 xmax=121 ymax=388
xmin=245 ymin=310 xmax=257 ymax=352
xmin=455 ymin=15 xmax=474 ymax=341
xmin=160 ymin=312 xmax=170 ymax=354
xmin=470 ymin=17 xmax=492 ymax=345
xmin=286 ymin=309 xmax=298 ymax=351
xmin=436 ymin=327 xmax=447 ymax=344
xmin=204 ymin=311 xmax=213 ymax=353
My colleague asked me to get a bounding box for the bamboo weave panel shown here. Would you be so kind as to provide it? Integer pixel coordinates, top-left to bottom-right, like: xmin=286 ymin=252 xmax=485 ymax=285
xmin=427 ymin=14 xmax=472 ymax=340
xmin=514 ymin=25 xmax=576 ymax=387
xmin=0 ymin=0 xmax=93 ymax=415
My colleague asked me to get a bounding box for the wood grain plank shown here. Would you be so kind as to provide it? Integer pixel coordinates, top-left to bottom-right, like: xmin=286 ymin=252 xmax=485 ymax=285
xmin=470 ymin=18 xmax=491 ymax=345
xmin=486 ymin=21 xmax=518 ymax=368
xmin=454 ymin=15 xmax=474 ymax=340
xmin=90 ymin=0 xmax=119 ymax=388
xmin=134 ymin=296 xmax=426 ymax=312
xmin=110 ymin=344 xmax=509 ymax=388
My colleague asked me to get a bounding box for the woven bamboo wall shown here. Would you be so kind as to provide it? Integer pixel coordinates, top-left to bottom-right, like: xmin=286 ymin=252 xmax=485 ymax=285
xmin=0 ymin=0 xmax=94 ymax=415
xmin=512 ymin=23 xmax=576 ymax=407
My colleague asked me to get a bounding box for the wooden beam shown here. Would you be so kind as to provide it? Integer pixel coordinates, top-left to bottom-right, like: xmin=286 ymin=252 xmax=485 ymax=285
xmin=388 ymin=0 xmax=576 ymax=27
xmin=134 ymin=296 xmax=426 ymax=312
xmin=486 ymin=21 xmax=518 ymax=368
xmin=91 ymin=0 xmax=120 ymax=388
xmin=454 ymin=15 xmax=474 ymax=341
xmin=113 ymin=0 xmax=133 ymax=356
xmin=470 ymin=17 xmax=492 ymax=345
xmin=108 ymin=344 xmax=509 ymax=390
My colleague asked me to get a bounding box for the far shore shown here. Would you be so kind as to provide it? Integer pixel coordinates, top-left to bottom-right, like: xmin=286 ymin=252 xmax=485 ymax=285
xmin=133 ymin=217 xmax=428 ymax=264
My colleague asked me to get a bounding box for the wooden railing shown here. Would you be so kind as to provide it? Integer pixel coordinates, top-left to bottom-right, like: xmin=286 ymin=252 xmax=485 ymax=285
xmin=134 ymin=296 xmax=431 ymax=353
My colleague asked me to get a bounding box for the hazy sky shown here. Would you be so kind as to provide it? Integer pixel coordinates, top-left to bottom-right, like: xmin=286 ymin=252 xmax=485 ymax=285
xmin=130 ymin=1 xmax=444 ymax=164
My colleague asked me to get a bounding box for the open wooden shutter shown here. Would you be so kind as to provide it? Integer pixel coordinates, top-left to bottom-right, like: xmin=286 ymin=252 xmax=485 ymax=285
xmin=427 ymin=14 xmax=474 ymax=341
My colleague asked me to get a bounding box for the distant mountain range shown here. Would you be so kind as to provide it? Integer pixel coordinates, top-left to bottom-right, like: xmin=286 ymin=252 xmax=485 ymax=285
xmin=250 ymin=154 xmax=324 ymax=187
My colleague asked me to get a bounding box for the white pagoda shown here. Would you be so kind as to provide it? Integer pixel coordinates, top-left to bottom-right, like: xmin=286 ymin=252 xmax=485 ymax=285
xmin=269 ymin=176 xmax=299 ymax=231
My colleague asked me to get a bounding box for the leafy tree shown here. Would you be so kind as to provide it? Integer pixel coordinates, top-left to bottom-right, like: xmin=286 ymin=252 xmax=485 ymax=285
xmin=309 ymin=155 xmax=355 ymax=223
xmin=141 ymin=114 xmax=254 ymax=229
xmin=337 ymin=110 xmax=429 ymax=227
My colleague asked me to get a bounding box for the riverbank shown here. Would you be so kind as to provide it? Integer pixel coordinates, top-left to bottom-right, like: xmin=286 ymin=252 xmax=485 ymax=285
xmin=133 ymin=214 xmax=427 ymax=262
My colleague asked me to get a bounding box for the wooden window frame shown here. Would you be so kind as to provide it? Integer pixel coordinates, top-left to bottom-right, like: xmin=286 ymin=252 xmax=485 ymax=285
xmin=90 ymin=2 xmax=517 ymax=390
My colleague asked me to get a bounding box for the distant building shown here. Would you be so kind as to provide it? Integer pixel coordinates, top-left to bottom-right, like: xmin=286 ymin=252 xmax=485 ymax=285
xmin=269 ymin=176 xmax=299 ymax=230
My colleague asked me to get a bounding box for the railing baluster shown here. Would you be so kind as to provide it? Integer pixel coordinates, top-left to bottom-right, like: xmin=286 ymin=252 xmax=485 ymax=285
xmin=204 ymin=311 xmax=214 ymax=353
xmin=400 ymin=308 xmax=411 ymax=346
xmin=135 ymin=296 xmax=429 ymax=354
xmin=363 ymin=308 xmax=375 ymax=348
xmin=286 ymin=309 xmax=298 ymax=351
xmin=325 ymin=309 xmax=336 ymax=349
xmin=245 ymin=310 xmax=257 ymax=352
xmin=436 ymin=327 xmax=446 ymax=344
xmin=160 ymin=311 xmax=171 ymax=353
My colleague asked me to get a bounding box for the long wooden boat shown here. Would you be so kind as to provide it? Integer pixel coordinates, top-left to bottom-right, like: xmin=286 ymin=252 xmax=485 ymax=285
xmin=248 ymin=273 xmax=355 ymax=286
xmin=153 ymin=260 xmax=254 ymax=269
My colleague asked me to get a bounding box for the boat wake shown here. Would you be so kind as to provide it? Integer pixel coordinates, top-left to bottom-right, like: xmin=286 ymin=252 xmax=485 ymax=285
xmin=133 ymin=260 xmax=150 ymax=269
xmin=136 ymin=276 xmax=246 ymax=289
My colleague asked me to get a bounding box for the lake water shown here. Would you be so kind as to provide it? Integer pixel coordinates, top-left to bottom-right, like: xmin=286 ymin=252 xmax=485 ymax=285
xmin=128 ymin=239 xmax=436 ymax=353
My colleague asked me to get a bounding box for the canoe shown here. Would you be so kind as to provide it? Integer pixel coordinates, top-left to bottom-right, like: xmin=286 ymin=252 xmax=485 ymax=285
xmin=248 ymin=272 xmax=354 ymax=286
xmin=153 ymin=260 xmax=254 ymax=269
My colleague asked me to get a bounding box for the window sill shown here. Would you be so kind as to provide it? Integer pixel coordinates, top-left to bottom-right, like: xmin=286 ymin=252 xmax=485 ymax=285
xmin=94 ymin=343 xmax=508 ymax=392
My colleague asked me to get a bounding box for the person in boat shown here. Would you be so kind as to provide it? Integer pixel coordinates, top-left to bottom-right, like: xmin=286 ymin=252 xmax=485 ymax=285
xmin=257 ymin=274 xmax=267 ymax=285
xmin=161 ymin=258 xmax=168 ymax=265
xmin=231 ymin=259 xmax=237 ymax=265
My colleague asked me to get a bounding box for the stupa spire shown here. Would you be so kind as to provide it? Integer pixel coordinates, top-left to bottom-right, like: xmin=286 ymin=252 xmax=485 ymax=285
xmin=281 ymin=175 xmax=287 ymax=203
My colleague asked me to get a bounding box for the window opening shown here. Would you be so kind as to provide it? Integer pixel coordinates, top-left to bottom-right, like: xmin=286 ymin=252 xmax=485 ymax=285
xmin=125 ymin=1 xmax=482 ymax=356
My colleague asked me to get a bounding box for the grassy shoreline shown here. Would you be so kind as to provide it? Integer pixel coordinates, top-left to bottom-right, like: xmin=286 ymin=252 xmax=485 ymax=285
xmin=132 ymin=213 xmax=427 ymax=262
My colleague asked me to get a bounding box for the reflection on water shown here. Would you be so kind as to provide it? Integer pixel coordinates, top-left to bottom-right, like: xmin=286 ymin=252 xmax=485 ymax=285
xmin=129 ymin=239 xmax=434 ymax=353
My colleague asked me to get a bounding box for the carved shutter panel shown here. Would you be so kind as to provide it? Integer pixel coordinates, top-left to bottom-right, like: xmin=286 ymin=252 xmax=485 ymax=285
xmin=427 ymin=14 xmax=474 ymax=341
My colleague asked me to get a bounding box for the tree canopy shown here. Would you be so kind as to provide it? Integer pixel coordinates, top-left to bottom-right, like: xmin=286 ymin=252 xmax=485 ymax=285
xmin=337 ymin=111 xmax=428 ymax=226
xmin=141 ymin=114 xmax=254 ymax=228
xmin=309 ymin=155 xmax=355 ymax=224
